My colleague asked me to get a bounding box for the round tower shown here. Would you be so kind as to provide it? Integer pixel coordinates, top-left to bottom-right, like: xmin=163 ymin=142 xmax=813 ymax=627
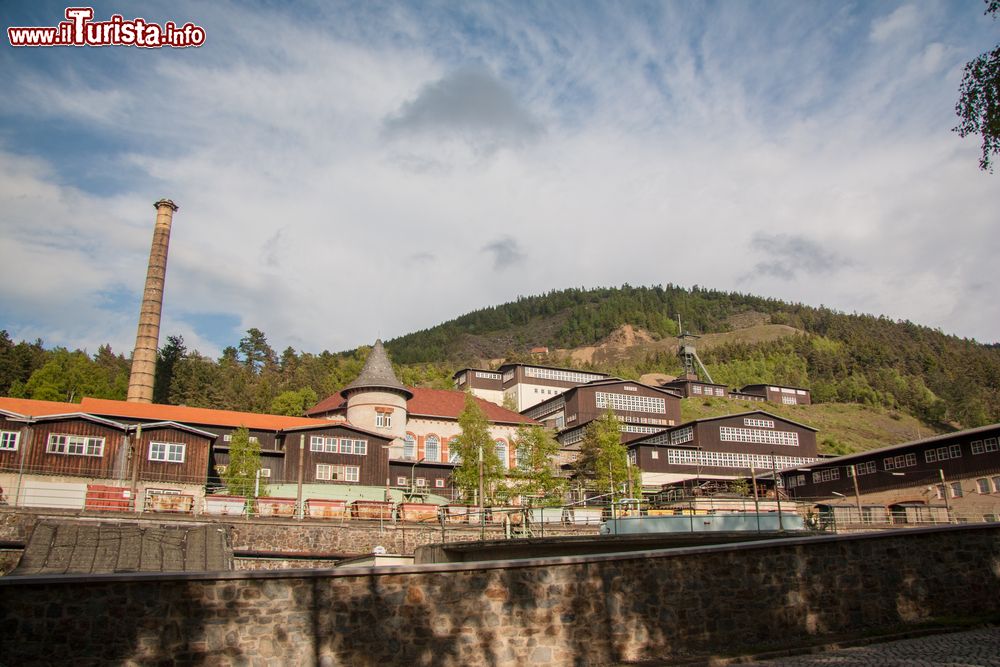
xmin=342 ymin=340 xmax=412 ymax=439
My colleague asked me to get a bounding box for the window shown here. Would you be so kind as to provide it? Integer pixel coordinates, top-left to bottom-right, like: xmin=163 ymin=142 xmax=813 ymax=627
xmin=715 ymin=388 xmax=725 ymax=397
xmin=977 ymin=478 xmax=991 ymax=494
xmin=425 ymin=435 xmax=440 ymax=462
xmin=149 ymin=441 xmax=186 ymax=463
xmin=884 ymin=453 xmax=917 ymax=470
xmin=670 ymin=426 xmax=694 ymax=445
xmin=47 ymin=433 xmax=105 ymax=457
xmin=397 ymin=476 xmax=407 ymax=486
xmin=782 ymin=396 xmax=797 ymax=405
xmin=415 ymin=478 xmax=427 ymax=487
xmin=848 ymin=461 xmax=876 ymax=476
xmin=628 ymin=450 xmax=637 ymax=465
xmin=215 ymin=464 xmax=227 ymax=474
xmin=926 ymin=445 xmax=962 ymax=463
xmin=595 ymin=392 xmax=666 ymax=414
xmin=720 ymin=426 xmax=800 ymax=447
xmin=403 ymin=434 xmax=416 ymax=459
xmin=449 ymin=448 xmax=461 ymax=463
xmin=812 ymin=469 xmax=840 ymax=483
xmin=651 ymin=450 xmax=659 ymax=460
xmin=495 ymin=439 xmax=508 ymax=469
xmin=229 ymin=434 xmax=258 ymax=443
xmin=0 ymin=430 xmax=19 ymax=451
xmin=744 ymin=418 xmax=775 ymax=429
xmin=971 ymin=438 xmax=999 ymax=455
xmin=515 ymin=446 xmax=527 ymax=470
xmin=994 ymin=476 xmax=1000 ymax=493
xmin=435 ymin=479 xmax=445 ymax=488
xmin=316 ymin=464 xmax=359 ymax=482
xmin=950 ymin=481 xmax=964 ymax=498
xmin=375 ymin=411 xmax=392 ymax=429
xmin=523 ymin=366 xmax=604 ymax=384
xmin=310 ymin=436 xmax=337 ymax=453
xmin=935 ymin=484 xmax=946 ymax=499
xmin=665 ymin=449 xmax=816 ymax=470
xmin=692 ymin=385 xmax=702 ymax=395
xmin=310 ymin=436 xmax=366 ymax=455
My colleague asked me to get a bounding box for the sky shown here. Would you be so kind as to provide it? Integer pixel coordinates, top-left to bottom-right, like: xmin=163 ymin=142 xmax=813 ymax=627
xmin=1 ymin=1 xmax=999 ymax=360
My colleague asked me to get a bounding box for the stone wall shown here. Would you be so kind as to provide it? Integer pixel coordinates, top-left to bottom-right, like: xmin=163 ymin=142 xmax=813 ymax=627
xmin=2 ymin=524 xmax=998 ymax=666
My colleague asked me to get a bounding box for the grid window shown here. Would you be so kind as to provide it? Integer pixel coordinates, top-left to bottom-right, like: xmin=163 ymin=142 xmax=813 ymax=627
xmin=925 ymin=445 xmax=962 ymax=463
xmin=849 ymin=461 xmax=876 ymax=476
xmin=425 ymin=435 xmax=440 ymax=462
xmin=495 ymin=439 xmax=508 ymax=469
xmin=403 ymin=434 xmax=416 ymax=459
xmin=375 ymin=412 xmax=392 ymax=429
xmin=475 ymin=371 xmax=501 ymax=380
xmin=666 ymin=449 xmax=815 ymax=470
xmin=397 ymin=476 xmax=407 ymax=486
xmin=47 ymin=433 xmax=104 ymax=457
xmin=0 ymin=430 xmax=19 ymax=451
xmin=670 ymin=426 xmax=694 ymax=445
xmin=692 ymin=385 xmax=702 ymax=395
xmin=719 ymin=426 xmax=800 ymax=447
xmin=744 ymin=418 xmax=775 ymax=429
xmin=415 ymin=478 xmax=427 ymax=487
xmin=812 ymin=469 xmax=840 ymax=483
xmin=977 ymin=478 xmax=991 ymax=494
xmin=310 ymin=436 xmax=338 ymax=453
xmin=435 ymin=479 xmax=445 ymax=488
xmin=524 ymin=366 xmax=604 ymax=384
xmin=595 ymin=392 xmax=666 ymax=414
xmin=316 ymin=464 xmax=359 ymax=482
xmin=782 ymin=396 xmax=797 ymax=405
xmin=149 ymin=441 xmax=185 ymax=463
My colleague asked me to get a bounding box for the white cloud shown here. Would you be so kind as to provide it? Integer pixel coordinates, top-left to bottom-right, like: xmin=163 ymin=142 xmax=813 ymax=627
xmin=0 ymin=0 xmax=998 ymax=360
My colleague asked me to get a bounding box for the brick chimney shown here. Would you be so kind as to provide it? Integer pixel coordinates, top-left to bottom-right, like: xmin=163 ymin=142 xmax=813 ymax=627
xmin=126 ymin=199 xmax=178 ymax=403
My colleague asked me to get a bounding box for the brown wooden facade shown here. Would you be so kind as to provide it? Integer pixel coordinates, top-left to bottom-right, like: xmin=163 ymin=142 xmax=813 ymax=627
xmin=628 ymin=411 xmax=819 ymax=480
xmin=781 ymin=424 xmax=1000 ymax=501
xmin=0 ymin=415 xmax=129 ymax=479
xmin=282 ymin=424 xmax=391 ymax=487
xmin=659 ymin=379 xmax=729 ymax=399
xmin=740 ymin=384 xmax=812 ymax=406
xmin=453 ymin=368 xmax=503 ymax=392
xmin=498 ymin=364 xmax=610 ymax=390
xmin=389 ymin=460 xmax=456 ymax=497
xmin=136 ymin=424 xmax=214 ymax=485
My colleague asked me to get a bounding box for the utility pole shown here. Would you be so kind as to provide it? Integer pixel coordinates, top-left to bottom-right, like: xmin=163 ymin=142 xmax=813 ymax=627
xmin=850 ymin=464 xmax=864 ymax=524
xmin=749 ymin=462 xmax=761 ymax=533
xmin=939 ymin=468 xmax=953 ymax=523
xmin=296 ymin=435 xmax=305 ymax=520
xmin=770 ymin=452 xmax=782 ymax=531
xmin=478 ymin=445 xmax=485 ymax=539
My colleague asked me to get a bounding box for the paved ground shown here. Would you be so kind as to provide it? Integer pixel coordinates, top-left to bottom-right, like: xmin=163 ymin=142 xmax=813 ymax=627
xmin=738 ymin=627 xmax=1000 ymax=666
xmin=11 ymin=519 xmax=231 ymax=574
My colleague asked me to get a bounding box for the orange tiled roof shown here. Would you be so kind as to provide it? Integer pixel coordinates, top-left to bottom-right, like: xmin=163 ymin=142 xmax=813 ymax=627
xmin=307 ymin=387 xmax=536 ymax=425
xmin=77 ymin=397 xmax=334 ymax=431
xmin=0 ymin=397 xmax=88 ymax=417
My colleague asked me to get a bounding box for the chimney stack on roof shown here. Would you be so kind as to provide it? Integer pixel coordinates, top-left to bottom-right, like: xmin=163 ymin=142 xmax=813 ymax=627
xmin=126 ymin=199 xmax=178 ymax=403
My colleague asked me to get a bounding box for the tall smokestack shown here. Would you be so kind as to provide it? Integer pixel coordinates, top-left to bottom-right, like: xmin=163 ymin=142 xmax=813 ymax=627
xmin=127 ymin=199 xmax=178 ymax=403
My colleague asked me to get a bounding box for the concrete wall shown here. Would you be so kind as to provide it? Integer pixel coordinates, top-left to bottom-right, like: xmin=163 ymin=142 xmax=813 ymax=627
xmin=2 ymin=524 xmax=998 ymax=665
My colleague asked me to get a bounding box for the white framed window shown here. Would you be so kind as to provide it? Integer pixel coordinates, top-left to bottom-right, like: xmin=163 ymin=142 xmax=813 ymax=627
xmin=812 ymin=469 xmax=840 ymax=483
xmin=782 ymin=396 xmax=797 ymax=405
xmin=316 ymin=464 xmax=359 ymax=482
xmin=884 ymin=453 xmax=917 ymax=470
xmin=720 ymin=426 xmax=799 ymax=447
xmin=215 ymin=464 xmax=228 ymax=474
xmin=0 ymin=430 xmax=19 ymax=451
xmin=403 ymin=434 xmax=416 ymax=459
xmin=848 ymin=461 xmax=876 ymax=476
xmin=449 ymin=447 xmax=461 ymax=464
xmin=259 ymin=468 xmax=271 ymax=478
xmin=670 ymin=426 xmax=694 ymax=445
xmin=435 ymin=478 xmax=445 ymax=488
xmin=926 ymin=445 xmax=962 ymax=463
xmin=415 ymin=477 xmax=427 ymax=487
xmin=950 ymin=481 xmax=964 ymax=498
xmin=523 ymin=366 xmax=604 ymax=384
xmin=692 ymin=385 xmax=702 ymax=395
xmin=345 ymin=438 xmax=367 ymax=455
xmin=595 ymin=391 xmax=666 ymax=414
xmin=425 ymin=435 xmax=440 ymax=462
xmin=47 ymin=433 xmax=105 ymax=457
xmin=743 ymin=418 xmax=775 ymax=429
xmin=627 ymin=450 xmax=637 ymax=465
xmin=993 ymin=476 xmax=1000 ymax=493
xmin=495 ymin=438 xmax=508 ymax=469
xmin=375 ymin=411 xmax=392 ymax=429
xmin=397 ymin=476 xmax=407 ymax=486
xmin=977 ymin=478 xmax=991 ymax=494
xmin=665 ymin=449 xmax=816 ymax=470
xmin=310 ymin=436 xmax=337 ymax=453
xmin=651 ymin=450 xmax=659 ymax=459
xmin=149 ymin=441 xmax=186 ymax=463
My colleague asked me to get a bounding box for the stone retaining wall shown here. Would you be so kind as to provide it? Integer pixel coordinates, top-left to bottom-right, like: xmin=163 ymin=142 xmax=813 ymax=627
xmin=2 ymin=524 xmax=998 ymax=665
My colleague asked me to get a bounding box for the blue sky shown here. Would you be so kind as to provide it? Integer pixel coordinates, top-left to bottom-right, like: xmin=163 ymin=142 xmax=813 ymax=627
xmin=1 ymin=1 xmax=998 ymax=358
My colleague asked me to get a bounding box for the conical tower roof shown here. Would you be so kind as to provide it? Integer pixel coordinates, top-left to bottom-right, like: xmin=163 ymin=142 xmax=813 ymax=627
xmin=342 ymin=340 xmax=413 ymax=399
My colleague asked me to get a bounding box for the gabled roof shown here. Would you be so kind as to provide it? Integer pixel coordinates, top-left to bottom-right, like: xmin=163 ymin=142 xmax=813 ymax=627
xmin=342 ymin=340 xmax=413 ymax=399
xmin=523 ymin=378 xmax=682 ymax=415
xmin=307 ymin=387 xmax=536 ymax=425
xmin=78 ymin=397 xmax=334 ymax=432
xmin=134 ymin=421 xmax=218 ymax=439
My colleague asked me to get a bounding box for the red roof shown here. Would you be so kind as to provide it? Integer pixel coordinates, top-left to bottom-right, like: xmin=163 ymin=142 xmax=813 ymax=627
xmin=0 ymin=397 xmax=88 ymax=417
xmin=78 ymin=397 xmax=335 ymax=431
xmin=307 ymin=387 xmax=536 ymax=425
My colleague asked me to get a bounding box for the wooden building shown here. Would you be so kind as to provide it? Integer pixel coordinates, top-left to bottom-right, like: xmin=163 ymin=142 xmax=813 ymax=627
xmin=627 ymin=411 xmax=819 ymax=488
xmin=658 ymin=378 xmax=729 ymax=399
xmin=282 ymin=422 xmax=392 ymax=487
xmin=523 ymin=379 xmax=683 ymax=449
xmin=738 ymin=384 xmax=811 ymax=406
xmin=780 ymin=424 xmax=1000 ymax=524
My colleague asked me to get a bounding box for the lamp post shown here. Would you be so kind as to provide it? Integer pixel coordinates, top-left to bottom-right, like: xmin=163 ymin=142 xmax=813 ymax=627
xmin=939 ymin=468 xmax=952 ymax=523
xmin=849 ymin=464 xmax=864 ymax=524
xmin=409 ymin=457 xmax=426 ymax=498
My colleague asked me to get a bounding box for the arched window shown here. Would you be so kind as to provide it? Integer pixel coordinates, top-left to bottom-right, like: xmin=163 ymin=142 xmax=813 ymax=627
xmin=425 ymin=435 xmax=440 ymax=462
xmin=495 ymin=438 xmax=508 ymax=469
xmin=403 ymin=433 xmax=416 ymax=460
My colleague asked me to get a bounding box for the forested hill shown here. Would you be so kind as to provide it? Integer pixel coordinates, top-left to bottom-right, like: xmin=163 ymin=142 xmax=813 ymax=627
xmin=2 ymin=285 xmax=999 ymax=435
xmin=383 ymin=285 xmax=1000 ymax=428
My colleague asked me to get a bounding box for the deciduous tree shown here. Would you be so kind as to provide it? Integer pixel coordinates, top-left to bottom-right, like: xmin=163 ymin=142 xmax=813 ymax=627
xmin=222 ymin=426 xmax=266 ymax=498
xmin=449 ymin=393 xmax=505 ymax=504
xmin=955 ymin=1 xmax=1000 ymax=172
xmin=510 ymin=424 xmax=566 ymax=505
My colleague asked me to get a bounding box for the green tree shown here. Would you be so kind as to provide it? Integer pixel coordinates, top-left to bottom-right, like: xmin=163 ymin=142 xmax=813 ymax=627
xmin=510 ymin=424 xmax=567 ymax=505
xmin=449 ymin=393 xmax=505 ymax=505
xmin=269 ymin=387 xmax=318 ymax=416
xmin=154 ymin=335 xmax=186 ymax=404
xmin=574 ymin=408 xmax=636 ymax=497
xmin=221 ymin=426 xmax=266 ymax=497
xmin=954 ymin=1 xmax=1000 ymax=172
